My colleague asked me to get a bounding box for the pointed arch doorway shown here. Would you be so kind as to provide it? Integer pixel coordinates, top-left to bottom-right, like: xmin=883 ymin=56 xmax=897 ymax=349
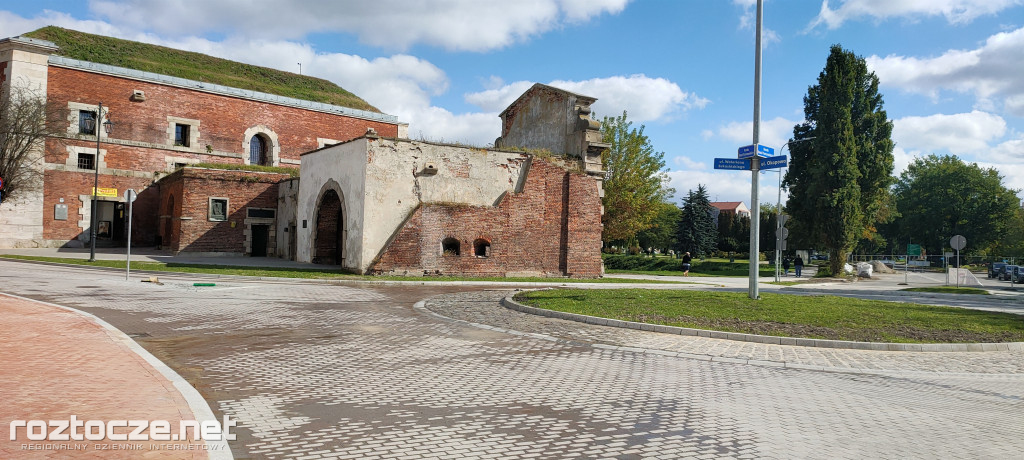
xmin=313 ymin=189 xmax=344 ymax=265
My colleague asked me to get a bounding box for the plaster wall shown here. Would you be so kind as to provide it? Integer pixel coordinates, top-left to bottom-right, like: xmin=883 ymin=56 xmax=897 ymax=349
xmin=359 ymin=138 xmax=529 ymax=272
xmin=0 ymin=43 xmax=53 ymax=247
xmin=276 ymin=177 xmax=299 ymax=260
xmin=297 ymin=139 xmax=367 ymax=269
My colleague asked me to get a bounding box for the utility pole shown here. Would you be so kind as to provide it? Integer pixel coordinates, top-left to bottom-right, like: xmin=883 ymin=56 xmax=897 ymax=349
xmin=748 ymin=0 xmax=764 ymax=300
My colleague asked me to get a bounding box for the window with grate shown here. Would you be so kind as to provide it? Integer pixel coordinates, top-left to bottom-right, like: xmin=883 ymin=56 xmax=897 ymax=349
xmin=249 ymin=135 xmax=267 ymax=165
xmin=77 ymin=152 xmax=96 ymax=170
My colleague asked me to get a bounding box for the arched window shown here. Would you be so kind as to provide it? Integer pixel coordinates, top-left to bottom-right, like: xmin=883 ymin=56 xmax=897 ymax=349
xmin=474 ymin=239 xmax=491 ymax=257
xmin=442 ymin=237 xmax=460 ymax=256
xmin=249 ymin=135 xmax=267 ymax=165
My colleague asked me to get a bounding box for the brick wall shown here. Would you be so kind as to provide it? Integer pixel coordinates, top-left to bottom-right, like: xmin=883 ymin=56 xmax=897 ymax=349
xmin=372 ymin=160 xmax=603 ymax=278
xmin=40 ymin=65 xmax=399 ymax=247
xmin=158 ymin=168 xmax=287 ymax=253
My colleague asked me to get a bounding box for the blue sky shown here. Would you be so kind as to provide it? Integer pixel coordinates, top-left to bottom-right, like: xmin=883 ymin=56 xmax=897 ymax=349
xmin=4 ymin=0 xmax=1024 ymax=204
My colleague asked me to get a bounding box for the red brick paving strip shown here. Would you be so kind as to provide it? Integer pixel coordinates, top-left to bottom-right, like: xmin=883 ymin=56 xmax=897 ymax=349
xmin=0 ymin=294 xmax=211 ymax=459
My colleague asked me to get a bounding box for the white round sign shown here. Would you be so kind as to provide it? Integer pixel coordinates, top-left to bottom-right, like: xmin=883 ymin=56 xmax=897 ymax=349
xmin=124 ymin=188 xmax=137 ymax=203
xmin=950 ymin=234 xmax=966 ymax=250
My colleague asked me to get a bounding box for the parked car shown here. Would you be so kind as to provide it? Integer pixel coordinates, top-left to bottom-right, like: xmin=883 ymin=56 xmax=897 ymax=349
xmin=989 ymin=262 xmax=1007 ymax=279
xmin=1013 ymin=266 xmax=1024 ymax=284
xmin=1000 ymin=265 xmax=1018 ymax=281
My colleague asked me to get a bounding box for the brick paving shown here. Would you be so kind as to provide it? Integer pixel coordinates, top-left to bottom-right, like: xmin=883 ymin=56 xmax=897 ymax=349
xmin=1 ymin=259 xmax=1023 ymax=459
xmin=0 ymin=293 xmax=218 ymax=459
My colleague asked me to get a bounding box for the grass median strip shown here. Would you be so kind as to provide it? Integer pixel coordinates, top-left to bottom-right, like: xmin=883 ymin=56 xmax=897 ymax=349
xmin=513 ymin=289 xmax=1024 ymax=343
xmin=0 ymin=255 xmax=685 ymax=284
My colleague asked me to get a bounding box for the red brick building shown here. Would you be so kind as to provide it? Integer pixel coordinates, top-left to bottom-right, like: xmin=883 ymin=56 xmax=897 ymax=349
xmin=1 ymin=34 xmax=605 ymax=277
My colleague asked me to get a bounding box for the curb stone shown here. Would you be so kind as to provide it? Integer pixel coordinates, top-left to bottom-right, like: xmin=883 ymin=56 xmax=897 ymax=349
xmin=500 ymin=295 xmax=1024 ymax=353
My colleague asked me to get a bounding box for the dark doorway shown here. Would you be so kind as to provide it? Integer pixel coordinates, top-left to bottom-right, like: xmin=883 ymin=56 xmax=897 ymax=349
xmin=314 ymin=190 xmax=343 ymax=265
xmin=251 ymin=225 xmax=269 ymax=257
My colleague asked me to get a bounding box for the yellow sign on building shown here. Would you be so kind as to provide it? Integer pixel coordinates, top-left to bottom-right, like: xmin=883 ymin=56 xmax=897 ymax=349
xmin=92 ymin=187 xmax=118 ymax=198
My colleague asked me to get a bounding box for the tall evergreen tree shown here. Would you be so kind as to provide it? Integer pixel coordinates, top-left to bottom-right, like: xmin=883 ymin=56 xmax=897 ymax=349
xmin=600 ymin=111 xmax=673 ymax=246
xmin=784 ymin=45 xmax=895 ymax=274
xmin=677 ymin=185 xmax=717 ymax=257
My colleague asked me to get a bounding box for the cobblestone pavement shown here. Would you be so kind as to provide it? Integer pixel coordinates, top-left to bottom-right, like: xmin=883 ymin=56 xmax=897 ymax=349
xmin=1 ymin=260 xmax=1022 ymax=459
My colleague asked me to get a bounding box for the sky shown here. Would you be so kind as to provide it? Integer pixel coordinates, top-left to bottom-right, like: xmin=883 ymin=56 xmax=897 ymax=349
xmin=3 ymin=0 xmax=1024 ymax=206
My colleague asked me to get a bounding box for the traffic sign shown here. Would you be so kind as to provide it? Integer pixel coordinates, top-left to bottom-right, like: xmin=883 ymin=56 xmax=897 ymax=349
xmin=738 ymin=144 xmax=775 ymax=159
xmin=778 ymin=214 xmax=789 ymax=226
xmin=950 ymin=235 xmax=966 ymax=250
xmin=759 ymin=155 xmax=787 ymax=169
xmin=907 ymin=244 xmax=922 ymax=256
xmin=714 ymin=158 xmax=751 ymax=170
xmin=776 ymin=227 xmax=789 ymax=239
xmin=124 ymin=188 xmax=137 ymax=203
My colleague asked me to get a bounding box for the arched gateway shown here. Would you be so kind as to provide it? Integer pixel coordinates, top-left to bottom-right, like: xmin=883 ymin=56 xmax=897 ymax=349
xmin=313 ymin=189 xmax=343 ymax=265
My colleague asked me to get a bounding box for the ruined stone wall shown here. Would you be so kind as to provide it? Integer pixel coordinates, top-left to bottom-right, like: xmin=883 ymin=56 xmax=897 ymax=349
xmin=372 ymin=159 xmax=603 ymax=278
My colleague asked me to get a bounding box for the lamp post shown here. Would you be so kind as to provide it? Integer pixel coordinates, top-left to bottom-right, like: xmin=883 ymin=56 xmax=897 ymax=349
xmin=772 ymin=137 xmax=814 ymax=282
xmin=87 ymin=103 xmax=113 ymax=262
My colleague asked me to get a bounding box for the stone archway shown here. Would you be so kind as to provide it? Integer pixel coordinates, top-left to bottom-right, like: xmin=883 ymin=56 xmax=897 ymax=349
xmin=313 ymin=189 xmax=343 ymax=265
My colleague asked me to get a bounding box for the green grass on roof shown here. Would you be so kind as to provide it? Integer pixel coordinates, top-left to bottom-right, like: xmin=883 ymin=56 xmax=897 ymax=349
xmin=25 ymin=26 xmax=379 ymax=113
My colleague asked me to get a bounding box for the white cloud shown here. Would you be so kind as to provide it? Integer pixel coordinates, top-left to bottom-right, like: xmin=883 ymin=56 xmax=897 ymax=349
xmin=733 ymin=0 xmax=781 ymax=45
xmin=466 ymin=75 xmax=709 ymax=123
xmin=868 ymin=26 xmax=1024 ymax=115
xmin=714 ymin=116 xmax=799 ymax=151
xmin=893 ymin=111 xmax=1007 ymax=154
xmin=807 ymin=0 xmax=1021 ymax=30
xmin=665 ymin=168 xmax=787 ymax=207
xmin=88 ymin=0 xmax=630 ymax=52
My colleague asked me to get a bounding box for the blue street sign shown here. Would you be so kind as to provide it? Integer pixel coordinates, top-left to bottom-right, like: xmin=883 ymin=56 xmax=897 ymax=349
xmin=738 ymin=143 xmax=775 ymax=159
xmin=759 ymin=155 xmax=788 ymax=169
xmin=714 ymin=158 xmax=751 ymax=170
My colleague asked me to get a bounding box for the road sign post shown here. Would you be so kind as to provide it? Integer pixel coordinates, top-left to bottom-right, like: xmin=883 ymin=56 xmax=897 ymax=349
xmin=950 ymin=235 xmax=966 ymax=288
xmin=124 ymin=189 xmax=137 ymax=281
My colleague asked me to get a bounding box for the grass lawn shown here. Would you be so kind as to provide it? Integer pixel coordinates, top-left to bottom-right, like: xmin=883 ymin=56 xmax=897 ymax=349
xmin=902 ymin=287 xmax=990 ymax=295
xmin=0 ymin=255 xmax=685 ymax=284
xmin=606 ymin=268 xmax=777 ymax=277
xmin=513 ymin=289 xmax=1024 ymax=343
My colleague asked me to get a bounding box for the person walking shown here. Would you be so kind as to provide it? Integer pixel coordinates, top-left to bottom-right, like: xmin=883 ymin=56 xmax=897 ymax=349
xmin=782 ymin=256 xmax=791 ymax=276
xmin=682 ymin=252 xmax=692 ymax=277
xmin=794 ymin=255 xmax=804 ymax=277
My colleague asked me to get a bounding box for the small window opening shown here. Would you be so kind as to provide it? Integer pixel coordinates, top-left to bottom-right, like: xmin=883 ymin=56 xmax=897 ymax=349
xmin=77 ymin=152 xmax=96 ymax=170
xmin=175 ymin=124 xmax=190 ymax=147
xmin=442 ymin=237 xmax=460 ymax=256
xmin=209 ymin=198 xmax=228 ymax=221
xmin=474 ymin=239 xmax=491 ymax=258
xmin=79 ymin=111 xmax=97 ymax=135
xmin=250 ymin=134 xmax=267 ymax=165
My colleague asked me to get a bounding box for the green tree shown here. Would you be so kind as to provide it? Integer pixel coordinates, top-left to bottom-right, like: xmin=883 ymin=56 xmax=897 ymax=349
xmin=677 ymin=185 xmax=717 ymax=257
xmin=600 ymin=111 xmax=672 ymax=245
xmin=892 ymin=154 xmax=1019 ymax=254
xmin=637 ymin=200 xmax=682 ymax=254
xmin=784 ymin=45 xmax=895 ymax=274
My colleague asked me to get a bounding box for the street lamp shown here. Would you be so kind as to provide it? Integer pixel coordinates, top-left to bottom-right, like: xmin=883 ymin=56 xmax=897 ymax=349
xmin=85 ymin=103 xmax=113 ymax=262
xmin=772 ymin=137 xmax=813 ymax=281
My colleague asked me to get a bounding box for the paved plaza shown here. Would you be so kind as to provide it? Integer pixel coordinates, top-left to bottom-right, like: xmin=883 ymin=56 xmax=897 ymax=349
xmin=1 ymin=258 xmax=1022 ymax=459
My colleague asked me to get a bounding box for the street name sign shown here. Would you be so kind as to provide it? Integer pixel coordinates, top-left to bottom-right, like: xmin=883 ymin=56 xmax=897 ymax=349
xmin=738 ymin=144 xmax=775 ymax=159
xmin=714 ymin=158 xmax=751 ymax=170
xmin=759 ymin=155 xmax=788 ymax=169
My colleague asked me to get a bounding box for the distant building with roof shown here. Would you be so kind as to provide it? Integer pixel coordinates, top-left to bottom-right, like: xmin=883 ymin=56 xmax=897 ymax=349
xmin=709 ymin=201 xmax=750 ymax=226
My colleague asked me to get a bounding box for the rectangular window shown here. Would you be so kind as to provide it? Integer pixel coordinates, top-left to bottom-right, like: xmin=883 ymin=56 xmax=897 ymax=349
xmin=247 ymin=208 xmax=276 ymax=219
xmin=175 ymin=124 xmax=190 ymax=147
xmin=209 ymin=198 xmax=228 ymax=222
xmin=79 ymin=111 xmax=96 ymax=135
xmin=77 ymin=152 xmax=95 ymax=170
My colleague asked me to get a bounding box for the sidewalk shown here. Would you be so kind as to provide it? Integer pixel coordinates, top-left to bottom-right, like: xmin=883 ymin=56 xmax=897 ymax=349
xmin=0 ymin=293 xmax=230 ymax=459
xmin=0 ymin=247 xmax=319 ymax=269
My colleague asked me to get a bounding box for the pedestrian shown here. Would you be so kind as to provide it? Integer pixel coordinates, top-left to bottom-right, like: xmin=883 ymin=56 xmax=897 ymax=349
xmin=682 ymin=252 xmax=692 ymax=277
xmin=782 ymin=256 xmax=791 ymax=276
xmin=794 ymin=255 xmax=804 ymax=277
